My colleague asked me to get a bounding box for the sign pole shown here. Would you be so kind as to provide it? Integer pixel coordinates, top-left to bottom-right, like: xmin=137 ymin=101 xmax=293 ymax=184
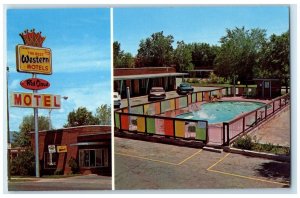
xmin=33 ymin=73 xmax=40 ymax=178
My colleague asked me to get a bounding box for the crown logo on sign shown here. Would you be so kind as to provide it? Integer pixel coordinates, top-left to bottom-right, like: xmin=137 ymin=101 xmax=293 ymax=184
xmin=19 ymin=29 xmax=46 ymax=47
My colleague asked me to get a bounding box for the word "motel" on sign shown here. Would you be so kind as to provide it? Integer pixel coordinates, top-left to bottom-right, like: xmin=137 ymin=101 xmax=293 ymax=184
xmin=11 ymin=92 xmax=61 ymax=109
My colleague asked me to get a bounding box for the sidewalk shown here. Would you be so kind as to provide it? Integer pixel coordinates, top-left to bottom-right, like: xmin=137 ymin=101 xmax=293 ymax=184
xmin=249 ymin=106 xmax=290 ymax=147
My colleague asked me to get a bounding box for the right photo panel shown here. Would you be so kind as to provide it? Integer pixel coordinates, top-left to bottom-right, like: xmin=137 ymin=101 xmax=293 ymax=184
xmin=113 ymin=6 xmax=290 ymax=190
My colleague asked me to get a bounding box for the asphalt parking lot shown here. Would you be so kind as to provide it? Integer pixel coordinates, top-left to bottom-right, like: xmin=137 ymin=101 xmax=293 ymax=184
xmin=114 ymin=137 xmax=290 ymax=190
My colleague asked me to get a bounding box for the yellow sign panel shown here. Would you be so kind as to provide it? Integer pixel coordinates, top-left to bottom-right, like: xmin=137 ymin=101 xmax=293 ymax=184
xmin=57 ymin=145 xmax=67 ymax=153
xmin=16 ymin=45 xmax=52 ymax=75
xmin=10 ymin=92 xmax=61 ymax=109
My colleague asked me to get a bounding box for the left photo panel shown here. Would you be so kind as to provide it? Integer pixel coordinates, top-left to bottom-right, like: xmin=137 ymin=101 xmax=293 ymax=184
xmin=6 ymin=7 xmax=112 ymax=191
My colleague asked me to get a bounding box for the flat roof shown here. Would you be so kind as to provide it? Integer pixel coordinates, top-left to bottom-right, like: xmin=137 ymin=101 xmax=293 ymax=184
xmin=114 ymin=72 xmax=188 ymax=81
xmin=188 ymin=69 xmax=214 ymax=72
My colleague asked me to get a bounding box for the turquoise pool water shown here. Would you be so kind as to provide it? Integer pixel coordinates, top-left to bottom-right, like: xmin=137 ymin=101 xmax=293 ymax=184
xmin=176 ymin=101 xmax=266 ymax=124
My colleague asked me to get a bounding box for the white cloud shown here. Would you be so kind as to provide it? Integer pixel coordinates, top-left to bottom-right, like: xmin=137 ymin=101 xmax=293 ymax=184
xmin=9 ymin=79 xmax=20 ymax=89
xmin=61 ymin=81 xmax=111 ymax=112
xmin=51 ymin=45 xmax=111 ymax=73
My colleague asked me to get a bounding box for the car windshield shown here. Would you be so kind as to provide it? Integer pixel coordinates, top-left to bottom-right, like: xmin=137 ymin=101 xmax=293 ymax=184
xmin=151 ymin=88 xmax=164 ymax=92
xmin=180 ymin=83 xmax=190 ymax=87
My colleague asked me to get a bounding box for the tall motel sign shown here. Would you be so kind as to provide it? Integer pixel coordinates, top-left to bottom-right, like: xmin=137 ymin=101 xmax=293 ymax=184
xmin=10 ymin=29 xmax=61 ymax=177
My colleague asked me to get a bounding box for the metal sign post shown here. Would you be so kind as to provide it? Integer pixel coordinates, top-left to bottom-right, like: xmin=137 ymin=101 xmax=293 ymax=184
xmin=33 ymin=73 xmax=40 ymax=177
xmin=126 ymin=87 xmax=131 ymax=113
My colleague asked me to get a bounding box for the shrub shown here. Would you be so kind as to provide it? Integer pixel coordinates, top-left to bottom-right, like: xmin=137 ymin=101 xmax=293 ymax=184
xmin=68 ymin=157 xmax=80 ymax=174
xmin=54 ymin=169 xmax=64 ymax=175
xmin=232 ymin=135 xmax=253 ymax=150
xmin=10 ymin=148 xmax=35 ymax=176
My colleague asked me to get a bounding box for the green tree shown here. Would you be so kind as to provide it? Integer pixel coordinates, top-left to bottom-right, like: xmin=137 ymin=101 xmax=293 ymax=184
xmin=189 ymin=43 xmax=219 ymax=67
xmin=137 ymin=31 xmax=174 ymax=67
xmin=12 ymin=115 xmax=50 ymax=147
xmin=10 ymin=149 xmax=35 ymax=176
xmin=64 ymin=107 xmax=97 ymax=127
xmin=95 ymin=104 xmax=111 ymax=125
xmin=254 ymin=31 xmax=290 ymax=86
xmin=214 ymin=27 xmax=267 ymax=83
xmin=113 ymin=41 xmax=135 ymax=68
xmin=173 ymin=41 xmax=193 ymax=72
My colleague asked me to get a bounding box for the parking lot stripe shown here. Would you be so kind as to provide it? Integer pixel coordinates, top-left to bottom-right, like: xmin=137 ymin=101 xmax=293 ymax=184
xmin=116 ymin=149 xmax=203 ymax=166
xmin=207 ymin=153 xmax=231 ymax=171
xmin=208 ymin=169 xmax=288 ymax=186
xmin=115 ymin=152 xmax=178 ymax=165
xmin=207 ymin=153 xmax=289 ymax=186
xmin=177 ymin=149 xmax=203 ymax=165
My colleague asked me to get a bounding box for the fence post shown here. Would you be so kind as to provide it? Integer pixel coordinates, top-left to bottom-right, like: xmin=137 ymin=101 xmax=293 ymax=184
xmin=279 ymin=98 xmax=282 ymax=109
xmin=222 ymin=123 xmax=226 ymax=145
xmin=255 ymin=110 xmax=257 ymax=124
xmin=173 ymin=119 xmax=176 ymax=139
xmin=265 ymin=105 xmax=268 ymax=118
xmin=226 ymin=123 xmax=230 ymax=146
xmin=242 ymin=117 xmax=245 ymax=132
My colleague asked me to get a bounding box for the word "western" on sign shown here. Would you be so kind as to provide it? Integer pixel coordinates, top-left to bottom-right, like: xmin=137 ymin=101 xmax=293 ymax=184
xmin=11 ymin=92 xmax=61 ymax=109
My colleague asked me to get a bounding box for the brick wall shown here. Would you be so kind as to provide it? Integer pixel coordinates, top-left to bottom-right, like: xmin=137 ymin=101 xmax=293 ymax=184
xmin=30 ymin=125 xmax=111 ymax=176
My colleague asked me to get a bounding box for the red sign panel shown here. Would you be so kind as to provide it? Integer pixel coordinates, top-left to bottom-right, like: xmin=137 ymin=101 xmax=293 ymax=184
xmin=20 ymin=78 xmax=50 ymax=90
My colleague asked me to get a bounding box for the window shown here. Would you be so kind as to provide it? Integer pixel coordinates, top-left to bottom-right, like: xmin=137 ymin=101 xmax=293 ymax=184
xmin=79 ymin=148 xmax=108 ymax=168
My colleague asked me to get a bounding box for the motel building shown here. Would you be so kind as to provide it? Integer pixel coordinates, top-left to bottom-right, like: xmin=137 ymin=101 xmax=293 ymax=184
xmin=29 ymin=125 xmax=111 ymax=176
xmin=114 ymin=67 xmax=188 ymax=98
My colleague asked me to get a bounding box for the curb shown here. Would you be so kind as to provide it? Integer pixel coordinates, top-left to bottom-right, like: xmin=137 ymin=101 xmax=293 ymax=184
xmin=223 ymin=146 xmax=290 ymax=162
xmin=203 ymin=146 xmax=222 ymax=153
xmin=115 ymin=131 xmax=204 ymax=149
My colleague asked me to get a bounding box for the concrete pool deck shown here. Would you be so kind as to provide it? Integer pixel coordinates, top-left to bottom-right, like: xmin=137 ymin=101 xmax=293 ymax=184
xmin=248 ymin=105 xmax=290 ymax=147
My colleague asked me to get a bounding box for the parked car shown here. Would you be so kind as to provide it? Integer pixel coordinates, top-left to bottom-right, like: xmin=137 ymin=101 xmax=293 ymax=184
xmin=113 ymin=92 xmax=121 ymax=108
xmin=177 ymin=82 xmax=194 ymax=95
xmin=148 ymin=87 xmax=166 ymax=101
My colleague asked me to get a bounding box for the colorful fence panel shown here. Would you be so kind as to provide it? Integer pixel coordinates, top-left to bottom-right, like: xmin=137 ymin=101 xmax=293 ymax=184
xmin=179 ymin=97 xmax=188 ymax=108
xmin=161 ymin=99 xmax=175 ymax=113
xmin=197 ymin=92 xmax=203 ymax=102
xmin=115 ymin=112 xmax=120 ymax=129
xmin=204 ymin=91 xmax=210 ymax=101
xmin=115 ymin=87 xmax=241 ymax=145
xmin=137 ymin=116 xmax=146 ymax=132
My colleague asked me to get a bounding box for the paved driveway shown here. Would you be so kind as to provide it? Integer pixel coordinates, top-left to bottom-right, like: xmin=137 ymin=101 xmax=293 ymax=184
xmin=115 ymin=137 xmax=290 ymax=190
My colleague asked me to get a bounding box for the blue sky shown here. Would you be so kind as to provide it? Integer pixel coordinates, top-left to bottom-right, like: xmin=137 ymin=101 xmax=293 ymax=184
xmin=114 ymin=6 xmax=289 ymax=55
xmin=7 ymin=8 xmax=111 ymax=131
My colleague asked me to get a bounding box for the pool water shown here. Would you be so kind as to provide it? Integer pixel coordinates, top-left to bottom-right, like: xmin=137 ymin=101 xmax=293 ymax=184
xmin=176 ymin=101 xmax=266 ymax=124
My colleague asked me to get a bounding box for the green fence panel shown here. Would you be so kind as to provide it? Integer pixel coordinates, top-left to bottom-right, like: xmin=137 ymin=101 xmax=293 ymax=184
xmin=114 ymin=112 xmax=120 ymax=129
xmin=131 ymin=106 xmax=143 ymax=114
xmin=195 ymin=121 xmax=207 ymax=141
xmin=161 ymin=100 xmax=171 ymax=113
xmin=146 ymin=117 xmax=155 ymax=134
xmin=192 ymin=93 xmax=196 ymax=103
xmin=179 ymin=97 xmax=188 ymax=108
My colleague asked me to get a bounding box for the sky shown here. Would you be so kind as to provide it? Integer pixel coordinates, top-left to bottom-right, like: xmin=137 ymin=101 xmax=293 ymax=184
xmin=6 ymin=8 xmax=111 ymax=132
xmin=114 ymin=6 xmax=290 ymax=55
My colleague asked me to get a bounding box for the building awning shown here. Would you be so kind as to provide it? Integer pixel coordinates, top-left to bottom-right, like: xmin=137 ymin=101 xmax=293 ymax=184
xmin=114 ymin=72 xmax=188 ymax=81
xmin=70 ymin=142 xmax=107 ymax=146
xmin=78 ymin=132 xmax=110 ymax=137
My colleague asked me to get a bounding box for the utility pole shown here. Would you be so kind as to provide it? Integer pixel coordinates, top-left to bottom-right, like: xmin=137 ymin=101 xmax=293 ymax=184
xmin=7 ymin=66 xmax=10 ymax=180
xmin=33 ymin=73 xmax=40 ymax=178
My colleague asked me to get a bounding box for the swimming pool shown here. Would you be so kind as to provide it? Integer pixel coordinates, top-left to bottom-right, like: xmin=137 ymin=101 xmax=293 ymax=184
xmin=176 ymin=101 xmax=266 ymax=124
